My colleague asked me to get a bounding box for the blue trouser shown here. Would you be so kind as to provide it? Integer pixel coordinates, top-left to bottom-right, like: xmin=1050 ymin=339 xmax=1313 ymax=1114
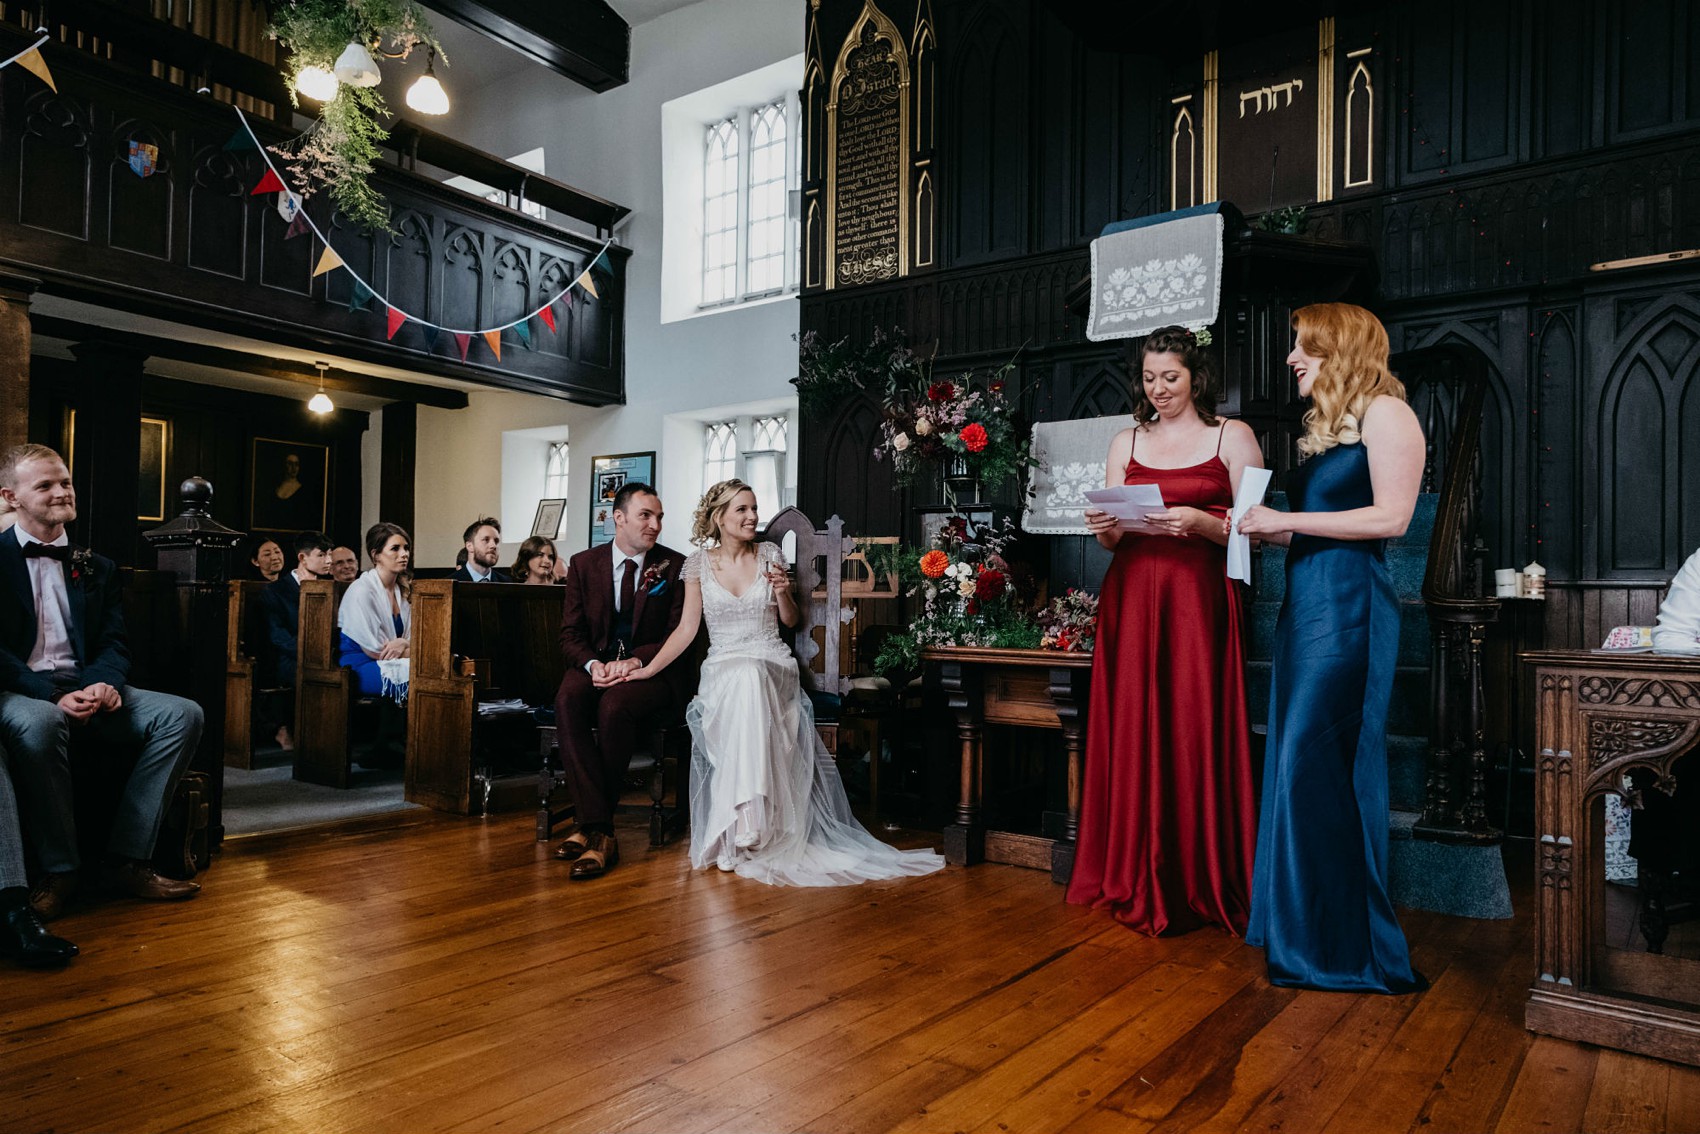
xmin=0 ymin=743 xmax=28 ymax=889
xmin=0 ymin=687 xmax=203 ymax=872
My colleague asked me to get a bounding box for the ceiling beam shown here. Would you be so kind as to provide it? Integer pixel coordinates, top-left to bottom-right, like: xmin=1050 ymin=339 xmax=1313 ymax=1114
xmin=31 ymin=316 xmax=471 ymax=410
xmin=423 ymin=0 xmax=630 ymax=92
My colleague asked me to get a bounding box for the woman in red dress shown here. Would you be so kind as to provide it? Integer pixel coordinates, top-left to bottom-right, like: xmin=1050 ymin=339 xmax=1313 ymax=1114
xmin=1065 ymin=326 xmax=1263 ymax=936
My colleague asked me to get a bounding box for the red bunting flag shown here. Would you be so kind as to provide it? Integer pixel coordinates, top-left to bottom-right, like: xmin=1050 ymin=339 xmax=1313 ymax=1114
xmin=538 ymin=304 xmax=556 ymax=333
xmin=385 ymin=306 xmax=407 ymax=340
xmin=453 ymin=333 xmax=472 ymax=362
xmin=250 ymin=168 xmax=287 ymax=196
xmin=482 ymin=330 xmax=502 ymax=361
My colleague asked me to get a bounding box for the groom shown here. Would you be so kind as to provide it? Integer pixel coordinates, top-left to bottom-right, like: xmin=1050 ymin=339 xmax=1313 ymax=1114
xmin=553 ymin=483 xmax=694 ymax=879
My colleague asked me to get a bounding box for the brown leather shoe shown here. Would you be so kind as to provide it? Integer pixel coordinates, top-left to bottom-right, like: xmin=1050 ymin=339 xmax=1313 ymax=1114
xmin=28 ymin=872 xmax=78 ymax=923
xmin=569 ymin=832 xmax=619 ymax=880
xmin=101 ymin=860 xmax=201 ymax=901
xmin=552 ymin=829 xmax=591 ymax=861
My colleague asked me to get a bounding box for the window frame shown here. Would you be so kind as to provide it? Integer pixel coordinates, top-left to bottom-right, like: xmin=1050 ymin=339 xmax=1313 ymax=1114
xmin=697 ymin=93 xmax=801 ymax=311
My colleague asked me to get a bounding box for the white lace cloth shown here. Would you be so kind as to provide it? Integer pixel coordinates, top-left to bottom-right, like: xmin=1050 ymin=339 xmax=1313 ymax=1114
xmin=683 ymin=543 xmax=945 ymax=886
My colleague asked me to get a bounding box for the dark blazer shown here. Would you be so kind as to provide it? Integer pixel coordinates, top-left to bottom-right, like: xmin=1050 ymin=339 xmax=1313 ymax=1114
xmin=452 ymin=565 xmax=512 ymax=583
xmin=559 ymin=542 xmax=694 ymax=702
xmin=0 ymin=533 xmax=130 ymax=701
xmin=260 ymin=572 xmax=303 ymax=686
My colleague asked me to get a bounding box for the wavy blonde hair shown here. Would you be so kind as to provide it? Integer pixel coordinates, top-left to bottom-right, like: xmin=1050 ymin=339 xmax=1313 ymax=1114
xmin=691 ymin=478 xmax=754 ymax=547
xmin=1292 ymin=303 xmax=1407 ymax=457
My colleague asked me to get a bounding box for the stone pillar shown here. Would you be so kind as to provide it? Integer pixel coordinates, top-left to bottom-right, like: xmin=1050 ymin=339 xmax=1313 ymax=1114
xmin=0 ymin=271 xmax=39 ymax=453
xmin=68 ymin=341 xmax=148 ymax=566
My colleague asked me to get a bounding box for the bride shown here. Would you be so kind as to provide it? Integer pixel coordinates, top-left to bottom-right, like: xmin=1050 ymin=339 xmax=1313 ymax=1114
xmin=626 ymin=479 xmax=945 ymax=886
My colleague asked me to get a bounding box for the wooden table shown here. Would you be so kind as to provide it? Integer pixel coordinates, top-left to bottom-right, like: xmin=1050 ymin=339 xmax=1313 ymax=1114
xmin=1523 ymin=649 xmax=1700 ymax=1067
xmin=924 ymin=646 xmax=1092 ymax=884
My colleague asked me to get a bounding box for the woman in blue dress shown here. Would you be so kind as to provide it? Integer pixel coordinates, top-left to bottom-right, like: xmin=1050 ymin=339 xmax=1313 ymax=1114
xmin=1235 ymin=303 xmax=1428 ymax=993
xmin=337 ymin=522 xmax=412 ymax=702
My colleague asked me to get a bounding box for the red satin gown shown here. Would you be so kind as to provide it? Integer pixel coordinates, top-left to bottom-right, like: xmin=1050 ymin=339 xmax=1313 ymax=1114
xmin=1065 ymin=428 xmax=1256 ymax=936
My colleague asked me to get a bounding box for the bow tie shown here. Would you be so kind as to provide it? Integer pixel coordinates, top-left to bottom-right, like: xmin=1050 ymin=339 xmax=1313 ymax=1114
xmin=21 ymin=543 xmax=70 ymax=561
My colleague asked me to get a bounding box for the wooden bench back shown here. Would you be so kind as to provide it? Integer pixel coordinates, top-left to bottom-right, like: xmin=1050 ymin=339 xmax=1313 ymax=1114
xmin=222 ymin=579 xmax=277 ymax=768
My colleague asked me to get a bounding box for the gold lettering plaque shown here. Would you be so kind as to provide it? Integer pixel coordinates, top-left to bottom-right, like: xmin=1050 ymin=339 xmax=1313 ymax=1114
xmin=826 ymin=1 xmax=909 ymax=289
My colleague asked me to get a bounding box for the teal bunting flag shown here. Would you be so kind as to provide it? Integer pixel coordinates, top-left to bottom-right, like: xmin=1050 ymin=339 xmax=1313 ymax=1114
xmin=348 ymin=281 xmax=373 ymax=313
xmin=223 ymin=129 xmax=258 ymax=153
xmin=422 ymin=325 xmax=441 ymax=352
xmin=591 ymin=250 xmax=613 ymax=276
xmin=513 ymin=319 xmax=532 ymax=349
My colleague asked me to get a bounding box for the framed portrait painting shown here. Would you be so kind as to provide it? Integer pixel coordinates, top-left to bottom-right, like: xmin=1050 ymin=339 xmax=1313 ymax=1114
xmin=532 ymin=498 xmax=567 ymax=539
xmin=250 ymin=437 xmax=329 ymax=533
xmin=588 ymin=451 xmax=655 ymax=547
xmin=137 ymin=416 xmax=169 ymax=522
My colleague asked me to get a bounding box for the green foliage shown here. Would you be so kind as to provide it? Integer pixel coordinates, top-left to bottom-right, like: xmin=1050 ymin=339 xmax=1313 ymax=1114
xmin=792 ymin=328 xmax=921 ymax=420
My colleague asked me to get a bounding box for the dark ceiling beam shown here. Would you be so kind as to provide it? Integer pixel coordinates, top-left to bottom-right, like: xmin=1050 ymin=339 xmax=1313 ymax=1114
xmin=30 ymin=316 xmax=470 ymax=410
xmin=423 ymin=0 xmax=630 ymax=92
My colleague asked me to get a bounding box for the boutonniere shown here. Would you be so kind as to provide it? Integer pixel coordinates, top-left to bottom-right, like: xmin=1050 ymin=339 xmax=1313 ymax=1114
xmin=640 ymin=558 xmax=671 ymax=595
xmin=68 ymin=547 xmax=93 ymax=584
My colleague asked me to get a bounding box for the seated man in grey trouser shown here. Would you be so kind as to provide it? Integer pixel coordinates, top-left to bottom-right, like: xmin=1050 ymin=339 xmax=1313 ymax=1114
xmin=0 ymin=443 xmax=202 ymax=923
xmin=0 ymin=745 xmax=77 ymax=967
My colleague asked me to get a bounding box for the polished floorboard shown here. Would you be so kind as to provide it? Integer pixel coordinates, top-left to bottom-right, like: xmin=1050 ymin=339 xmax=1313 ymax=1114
xmin=3 ymin=812 xmax=1697 ymax=1134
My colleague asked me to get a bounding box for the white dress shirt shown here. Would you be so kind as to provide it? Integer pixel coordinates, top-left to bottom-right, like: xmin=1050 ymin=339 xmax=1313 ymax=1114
xmin=15 ymin=526 xmax=75 ymax=674
xmin=1653 ymin=547 xmax=1700 ymax=654
xmin=465 ymin=562 xmax=496 ymax=582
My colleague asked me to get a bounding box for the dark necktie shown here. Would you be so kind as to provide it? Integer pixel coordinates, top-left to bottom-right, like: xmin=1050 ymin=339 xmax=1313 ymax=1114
xmin=618 ymin=558 xmax=635 ymax=614
xmin=22 ymin=543 xmax=69 ymax=561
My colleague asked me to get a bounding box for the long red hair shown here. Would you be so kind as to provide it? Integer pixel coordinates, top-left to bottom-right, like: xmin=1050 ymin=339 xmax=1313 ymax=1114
xmin=1292 ymin=303 xmax=1407 ymax=456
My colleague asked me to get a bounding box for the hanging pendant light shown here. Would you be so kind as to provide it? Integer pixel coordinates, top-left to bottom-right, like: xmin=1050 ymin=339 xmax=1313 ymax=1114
xmin=406 ymin=48 xmax=450 ymax=115
xmin=333 ymin=41 xmax=382 ymax=88
xmin=308 ymin=362 xmax=335 ymax=414
xmin=294 ymin=64 xmax=339 ymax=102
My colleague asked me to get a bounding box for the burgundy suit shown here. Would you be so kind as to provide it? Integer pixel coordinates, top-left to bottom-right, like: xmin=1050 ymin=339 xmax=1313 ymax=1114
xmin=554 ymin=541 xmax=694 ymax=827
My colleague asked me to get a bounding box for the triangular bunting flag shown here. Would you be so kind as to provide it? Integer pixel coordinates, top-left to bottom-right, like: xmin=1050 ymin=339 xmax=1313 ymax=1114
xmin=592 ymin=250 xmax=613 ymax=276
xmin=250 ymin=168 xmax=287 ymax=196
xmin=14 ymin=48 xmax=56 ymax=93
xmin=538 ymin=304 xmax=557 ymax=333
xmin=483 ymin=330 xmax=502 ymax=361
xmin=562 ymin=290 xmax=573 ymax=308
xmin=386 ymin=306 xmax=408 ymax=340
xmin=513 ymin=319 xmax=532 ymax=349
xmin=348 ymin=281 xmax=373 ymax=313
xmin=223 ymin=129 xmax=258 ymax=153
xmin=312 ymin=245 xmax=343 ymax=277
xmin=453 ymin=333 xmax=472 ymax=362
xmin=423 ymin=325 xmax=441 ymax=352
xmin=579 ymin=273 xmax=599 ymax=300
xmin=285 ymin=213 xmax=310 ymax=240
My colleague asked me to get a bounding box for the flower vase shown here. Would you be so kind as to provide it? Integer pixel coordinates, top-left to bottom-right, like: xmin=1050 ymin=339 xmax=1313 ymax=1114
xmin=943 ymin=453 xmax=980 ymax=504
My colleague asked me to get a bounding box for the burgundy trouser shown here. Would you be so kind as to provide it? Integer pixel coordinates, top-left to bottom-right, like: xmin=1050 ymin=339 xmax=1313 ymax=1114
xmin=554 ymin=669 xmax=680 ymax=827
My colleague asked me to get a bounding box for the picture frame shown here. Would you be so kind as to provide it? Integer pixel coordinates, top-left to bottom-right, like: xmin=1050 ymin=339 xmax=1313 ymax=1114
xmin=138 ymin=416 xmax=169 ymax=522
xmin=588 ymin=451 xmax=655 ymax=547
xmin=532 ymin=498 xmax=567 ymax=539
xmin=250 ymin=437 xmax=329 ymax=533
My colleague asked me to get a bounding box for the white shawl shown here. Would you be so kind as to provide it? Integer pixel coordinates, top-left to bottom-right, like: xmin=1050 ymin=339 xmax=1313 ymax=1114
xmin=1653 ymin=548 xmax=1700 ymax=655
xmin=338 ymin=569 xmax=412 ymax=700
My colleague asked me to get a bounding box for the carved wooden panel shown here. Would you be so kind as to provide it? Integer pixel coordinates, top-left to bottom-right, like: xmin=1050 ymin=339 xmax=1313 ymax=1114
xmin=943 ymin=0 xmax=1028 ymax=266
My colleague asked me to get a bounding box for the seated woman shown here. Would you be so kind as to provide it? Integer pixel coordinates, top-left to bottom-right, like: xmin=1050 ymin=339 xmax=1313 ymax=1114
xmin=337 ymin=522 xmax=412 ymax=701
xmin=510 ymin=536 xmax=559 ymax=585
xmin=247 ymin=536 xmax=284 ymax=583
xmin=1653 ymin=546 xmax=1700 ymax=654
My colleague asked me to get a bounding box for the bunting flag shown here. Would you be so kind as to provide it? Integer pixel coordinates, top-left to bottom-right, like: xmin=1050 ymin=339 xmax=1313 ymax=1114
xmin=386 ymin=306 xmax=408 ymax=340
xmin=250 ymin=168 xmax=287 ymax=196
xmin=513 ymin=319 xmax=532 ymax=350
xmin=579 ymin=272 xmax=599 ymax=300
xmin=7 ymin=45 xmax=56 ymax=93
xmin=562 ymin=290 xmax=573 ymax=308
xmin=453 ymin=333 xmax=471 ymax=362
xmin=538 ymin=304 xmax=557 ymax=333
xmin=422 ymin=325 xmax=441 ymax=352
xmin=312 ymin=245 xmax=343 ymax=277
xmin=285 ymin=213 xmax=310 ymax=240
xmin=591 ymin=250 xmax=612 ymax=276
xmin=482 ymin=330 xmax=502 ymax=361
xmin=223 ymin=128 xmax=258 ymax=153
xmin=348 ymin=281 xmax=373 ymax=312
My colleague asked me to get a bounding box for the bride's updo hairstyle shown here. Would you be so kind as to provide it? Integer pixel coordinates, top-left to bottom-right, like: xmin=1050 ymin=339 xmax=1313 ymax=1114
xmin=1133 ymin=325 xmax=1220 ymax=426
xmin=691 ymin=478 xmax=754 ymax=547
xmin=1293 ymin=303 xmax=1407 ymax=457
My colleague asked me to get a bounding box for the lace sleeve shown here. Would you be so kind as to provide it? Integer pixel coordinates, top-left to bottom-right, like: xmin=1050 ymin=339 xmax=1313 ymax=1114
xmin=682 ymin=548 xmax=705 ymax=583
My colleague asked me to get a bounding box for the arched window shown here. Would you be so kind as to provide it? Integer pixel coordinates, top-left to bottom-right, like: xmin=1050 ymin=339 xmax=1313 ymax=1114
xmin=704 ymin=420 xmax=738 ymax=486
xmin=702 ymin=119 xmax=741 ymax=304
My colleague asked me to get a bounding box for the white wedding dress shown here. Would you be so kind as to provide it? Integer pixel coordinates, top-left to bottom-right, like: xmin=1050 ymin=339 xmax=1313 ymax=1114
xmin=684 ymin=544 xmax=946 ymax=886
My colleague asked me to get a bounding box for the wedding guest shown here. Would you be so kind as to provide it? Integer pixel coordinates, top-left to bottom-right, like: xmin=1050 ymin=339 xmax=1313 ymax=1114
xmin=328 ymin=545 xmax=360 ymax=583
xmin=453 ymin=517 xmax=510 ymax=582
xmin=1652 ymin=546 xmax=1700 ymax=654
xmin=259 ymin=531 xmax=332 ymax=750
xmin=0 ymin=443 xmax=203 ymax=926
xmin=247 ymin=536 xmax=284 ymax=583
xmin=629 ymin=479 xmax=944 ymax=885
xmin=511 ymin=536 xmax=559 ymax=585
xmin=551 ymin=484 xmax=692 ymax=879
xmin=337 ymin=523 xmax=411 ymax=702
xmin=1236 ymin=302 xmax=1427 ymax=994
xmin=1 ymin=747 xmax=78 ymax=968
xmin=1066 ymin=326 xmax=1263 ymax=936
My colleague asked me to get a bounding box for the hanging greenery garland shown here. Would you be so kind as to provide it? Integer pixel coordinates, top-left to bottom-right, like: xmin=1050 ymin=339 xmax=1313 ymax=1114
xmin=267 ymin=0 xmax=444 ymax=233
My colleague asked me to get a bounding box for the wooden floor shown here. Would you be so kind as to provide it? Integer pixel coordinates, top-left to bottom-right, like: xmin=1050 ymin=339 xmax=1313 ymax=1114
xmin=4 ymin=814 xmax=1699 ymax=1134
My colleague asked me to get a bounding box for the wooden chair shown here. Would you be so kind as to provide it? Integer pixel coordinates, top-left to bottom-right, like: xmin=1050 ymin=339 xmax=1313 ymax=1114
xmin=534 ymin=723 xmax=690 ymax=848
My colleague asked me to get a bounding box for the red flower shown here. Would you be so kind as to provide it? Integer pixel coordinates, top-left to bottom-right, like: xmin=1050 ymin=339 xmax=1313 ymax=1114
xmin=960 ymin=422 xmax=989 ymax=452
xmin=974 ymin=569 xmax=1006 ymax=601
xmin=927 ymin=381 xmax=955 ymax=402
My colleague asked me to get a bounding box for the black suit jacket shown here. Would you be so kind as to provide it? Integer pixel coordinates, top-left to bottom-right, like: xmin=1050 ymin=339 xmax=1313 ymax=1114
xmin=452 ymin=565 xmax=512 ymax=583
xmin=260 ymin=572 xmax=303 ymax=685
xmin=0 ymin=533 xmax=130 ymax=701
xmin=558 ymin=542 xmax=695 ymax=702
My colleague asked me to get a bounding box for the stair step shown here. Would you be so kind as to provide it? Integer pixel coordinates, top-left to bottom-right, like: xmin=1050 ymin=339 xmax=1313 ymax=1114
xmin=1388 ymin=810 xmax=1513 ymax=919
xmin=1243 ymin=666 xmax=1429 ymax=747
xmin=1387 ymin=733 xmax=1428 ymax=813
xmin=1246 ymin=600 xmax=1430 ymax=667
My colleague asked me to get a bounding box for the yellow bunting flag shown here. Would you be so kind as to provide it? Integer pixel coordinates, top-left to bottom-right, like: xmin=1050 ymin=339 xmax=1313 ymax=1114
xmin=13 ymin=48 xmax=56 ymax=93
xmin=483 ymin=330 xmax=502 ymax=361
xmin=578 ymin=272 xmax=599 ymax=300
xmin=312 ymin=246 xmax=343 ymax=278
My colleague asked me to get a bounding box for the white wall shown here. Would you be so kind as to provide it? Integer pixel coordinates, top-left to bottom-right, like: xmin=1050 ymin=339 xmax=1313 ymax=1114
xmin=408 ymin=0 xmax=803 ymax=563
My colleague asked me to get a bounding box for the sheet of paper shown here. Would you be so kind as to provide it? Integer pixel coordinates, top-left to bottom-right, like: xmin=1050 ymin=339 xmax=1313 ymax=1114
xmin=1084 ymin=483 xmax=1166 ymax=531
xmin=1226 ymin=466 xmax=1274 ymax=583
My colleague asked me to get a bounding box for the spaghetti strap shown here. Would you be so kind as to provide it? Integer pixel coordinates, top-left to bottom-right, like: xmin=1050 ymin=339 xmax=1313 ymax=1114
xmin=1215 ymin=422 xmax=1227 ymax=456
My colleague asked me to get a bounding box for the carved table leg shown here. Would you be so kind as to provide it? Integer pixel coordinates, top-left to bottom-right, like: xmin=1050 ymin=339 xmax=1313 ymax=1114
xmin=1049 ymin=665 xmax=1087 ymax=885
xmin=939 ymin=661 xmax=985 ymax=866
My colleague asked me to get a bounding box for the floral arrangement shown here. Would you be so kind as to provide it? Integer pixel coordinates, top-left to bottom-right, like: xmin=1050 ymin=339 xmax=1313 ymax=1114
xmin=875 ymin=360 xmax=1033 ymax=495
xmin=1035 ymin=588 xmax=1099 ymax=653
xmin=791 ymin=328 xmax=920 ymax=420
xmin=872 ymin=515 xmax=1039 ymax=676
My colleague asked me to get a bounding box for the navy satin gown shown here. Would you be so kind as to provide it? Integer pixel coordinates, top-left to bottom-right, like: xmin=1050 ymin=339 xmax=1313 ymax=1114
xmin=1246 ymin=442 xmax=1426 ymax=993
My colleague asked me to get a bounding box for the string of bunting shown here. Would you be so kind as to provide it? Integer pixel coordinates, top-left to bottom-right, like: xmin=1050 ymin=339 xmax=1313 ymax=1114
xmin=0 ymin=33 xmax=58 ymax=92
xmin=228 ymin=106 xmax=613 ymax=363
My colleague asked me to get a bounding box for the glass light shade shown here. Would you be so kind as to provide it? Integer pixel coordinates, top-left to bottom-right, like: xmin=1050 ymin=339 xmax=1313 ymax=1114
xmin=307 ymin=391 xmax=335 ymax=414
xmin=294 ymin=65 xmax=339 ymax=102
xmin=406 ymin=71 xmax=450 ymax=115
xmin=333 ymin=41 xmax=382 ymax=88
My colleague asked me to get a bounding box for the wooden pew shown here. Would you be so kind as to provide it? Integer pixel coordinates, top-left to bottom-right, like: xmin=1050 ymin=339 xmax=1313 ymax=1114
xmin=294 ymin=579 xmax=357 ymax=788
xmin=408 ymin=580 xmax=566 ymax=814
xmin=222 ymin=579 xmax=280 ymax=770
